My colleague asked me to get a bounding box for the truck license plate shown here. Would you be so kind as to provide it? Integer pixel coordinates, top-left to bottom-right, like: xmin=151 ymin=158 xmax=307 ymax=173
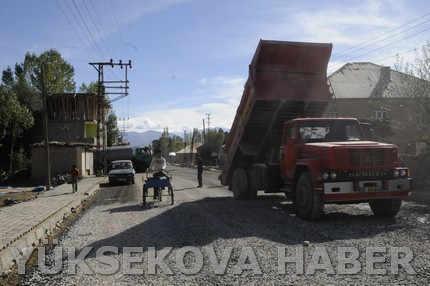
xmin=364 ymin=186 xmax=378 ymax=192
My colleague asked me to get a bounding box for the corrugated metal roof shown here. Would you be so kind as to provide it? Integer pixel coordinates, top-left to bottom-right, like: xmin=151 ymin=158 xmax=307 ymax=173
xmin=328 ymin=62 xmax=406 ymax=99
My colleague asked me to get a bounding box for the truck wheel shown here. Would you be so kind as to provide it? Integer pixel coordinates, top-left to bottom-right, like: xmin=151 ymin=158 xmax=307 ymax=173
xmin=369 ymin=199 xmax=402 ymax=218
xmin=295 ymin=172 xmax=324 ymax=220
xmin=247 ymin=169 xmax=258 ymax=200
xmin=232 ymin=168 xmax=249 ymax=200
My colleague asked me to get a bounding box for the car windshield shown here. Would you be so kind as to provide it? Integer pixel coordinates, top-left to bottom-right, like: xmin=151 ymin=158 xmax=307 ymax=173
xmin=299 ymin=121 xmax=363 ymax=142
xmin=112 ymin=162 xmax=131 ymax=169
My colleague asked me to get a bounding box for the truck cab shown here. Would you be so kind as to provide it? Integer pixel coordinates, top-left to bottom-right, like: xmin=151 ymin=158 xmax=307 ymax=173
xmin=280 ymin=118 xmax=411 ymax=220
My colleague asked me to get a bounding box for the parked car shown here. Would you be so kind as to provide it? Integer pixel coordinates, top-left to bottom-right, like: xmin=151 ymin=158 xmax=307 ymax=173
xmin=108 ymin=160 xmax=135 ymax=185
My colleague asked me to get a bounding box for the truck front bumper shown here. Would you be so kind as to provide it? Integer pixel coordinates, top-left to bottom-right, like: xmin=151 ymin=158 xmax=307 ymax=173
xmin=322 ymin=178 xmax=411 ymax=202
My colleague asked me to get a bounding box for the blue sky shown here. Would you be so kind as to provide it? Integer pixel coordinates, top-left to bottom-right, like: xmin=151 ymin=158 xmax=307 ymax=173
xmin=0 ymin=0 xmax=429 ymax=136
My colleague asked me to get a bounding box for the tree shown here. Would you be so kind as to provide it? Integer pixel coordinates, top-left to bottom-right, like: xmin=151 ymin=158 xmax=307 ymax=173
xmin=0 ymin=86 xmax=34 ymax=171
xmin=2 ymin=65 xmax=41 ymax=113
xmin=1 ymin=49 xmax=78 ymax=170
xmin=106 ymin=110 xmax=121 ymax=147
xmin=395 ymin=41 xmax=430 ymax=145
xmin=199 ymin=128 xmax=224 ymax=165
xmin=170 ymin=135 xmax=184 ymax=151
xmin=25 ymin=49 xmax=76 ymax=94
xmin=78 ymin=81 xmax=99 ymax=93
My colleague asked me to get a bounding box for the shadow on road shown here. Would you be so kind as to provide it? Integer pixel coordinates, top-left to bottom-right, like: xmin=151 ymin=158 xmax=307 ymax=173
xmin=81 ymin=195 xmax=413 ymax=258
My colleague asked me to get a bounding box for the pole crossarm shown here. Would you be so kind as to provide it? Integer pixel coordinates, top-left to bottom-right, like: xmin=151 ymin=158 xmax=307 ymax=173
xmin=89 ymin=59 xmax=132 ymax=174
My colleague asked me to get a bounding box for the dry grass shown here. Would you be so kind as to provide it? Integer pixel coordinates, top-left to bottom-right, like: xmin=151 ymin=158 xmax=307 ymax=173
xmin=0 ymin=190 xmax=42 ymax=208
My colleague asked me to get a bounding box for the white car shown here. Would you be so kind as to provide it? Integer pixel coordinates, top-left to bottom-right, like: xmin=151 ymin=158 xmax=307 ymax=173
xmin=108 ymin=160 xmax=136 ymax=185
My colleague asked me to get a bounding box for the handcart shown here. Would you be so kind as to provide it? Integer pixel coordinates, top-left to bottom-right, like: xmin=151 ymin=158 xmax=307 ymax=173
xmin=142 ymin=171 xmax=174 ymax=206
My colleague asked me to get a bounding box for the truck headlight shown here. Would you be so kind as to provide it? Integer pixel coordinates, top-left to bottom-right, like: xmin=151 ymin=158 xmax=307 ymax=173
xmin=393 ymin=170 xmax=400 ymax=177
xmin=322 ymin=172 xmax=330 ymax=180
xmin=400 ymin=169 xmax=407 ymax=177
xmin=322 ymin=172 xmax=337 ymax=180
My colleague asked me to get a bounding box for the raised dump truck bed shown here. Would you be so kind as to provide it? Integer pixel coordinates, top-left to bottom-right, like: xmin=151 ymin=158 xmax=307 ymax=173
xmin=220 ymin=40 xmax=333 ymax=186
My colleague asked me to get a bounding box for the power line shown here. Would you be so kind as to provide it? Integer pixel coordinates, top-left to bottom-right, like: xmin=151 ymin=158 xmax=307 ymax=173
xmin=82 ymin=0 xmax=113 ymax=60
xmin=71 ymin=0 xmax=105 ymax=59
xmin=332 ymin=12 xmax=430 ymax=60
xmin=329 ymin=12 xmax=430 ymax=71
xmin=329 ymin=26 xmax=430 ymax=71
xmin=89 ymin=0 xmax=119 ymax=61
xmin=56 ymin=0 xmax=97 ymax=61
xmin=109 ymin=0 xmax=129 ymax=59
xmin=85 ymin=0 xmax=122 ymax=81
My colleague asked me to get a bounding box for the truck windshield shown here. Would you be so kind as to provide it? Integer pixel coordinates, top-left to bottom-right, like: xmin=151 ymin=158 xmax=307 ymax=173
xmin=299 ymin=120 xmax=363 ymax=142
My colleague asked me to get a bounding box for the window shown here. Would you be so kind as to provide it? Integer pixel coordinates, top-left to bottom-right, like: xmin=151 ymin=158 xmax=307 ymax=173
xmin=299 ymin=120 xmax=363 ymax=142
xmin=372 ymin=111 xmax=387 ymax=119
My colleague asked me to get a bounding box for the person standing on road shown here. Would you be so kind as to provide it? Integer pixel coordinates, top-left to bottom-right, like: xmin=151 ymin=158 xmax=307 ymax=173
xmin=71 ymin=164 xmax=80 ymax=193
xmin=195 ymin=153 xmax=203 ymax=188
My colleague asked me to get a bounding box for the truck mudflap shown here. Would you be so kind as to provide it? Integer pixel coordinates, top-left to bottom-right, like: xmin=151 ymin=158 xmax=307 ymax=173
xmin=322 ymin=178 xmax=411 ymax=202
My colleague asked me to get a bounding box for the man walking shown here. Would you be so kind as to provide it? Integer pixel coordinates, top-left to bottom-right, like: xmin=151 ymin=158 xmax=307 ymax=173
xmin=195 ymin=153 xmax=203 ymax=188
xmin=71 ymin=164 xmax=80 ymax=193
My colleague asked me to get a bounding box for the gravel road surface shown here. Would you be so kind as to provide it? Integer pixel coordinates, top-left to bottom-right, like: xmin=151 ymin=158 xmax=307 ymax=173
xmin=18 ymin=165 xmax=430 ymax=285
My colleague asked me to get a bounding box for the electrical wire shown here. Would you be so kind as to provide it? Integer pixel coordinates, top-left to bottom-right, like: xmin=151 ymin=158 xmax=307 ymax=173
xmin=55 ymin=0 xmax=97 ymax=61
xmin=109 ymin=0 xmax=130 ymax=59
xmin=71 ymin=0 xmax=105 ymax=59
xmin=332 ymin=12 xmax=430 ymax=59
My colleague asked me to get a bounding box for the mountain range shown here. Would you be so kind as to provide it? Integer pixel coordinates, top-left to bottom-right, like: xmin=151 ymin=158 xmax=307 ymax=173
xmin=124 ymin=130 xmax=162 ymax=147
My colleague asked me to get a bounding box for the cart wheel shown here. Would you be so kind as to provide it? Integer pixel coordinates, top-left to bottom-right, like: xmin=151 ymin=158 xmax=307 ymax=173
xmin=143 ymin=185 xmax=148 ymax=206
xmin=157 ymin=187 xmax=162 ymax=202
xmin=169 ymin=186 xmax=174 ymax=205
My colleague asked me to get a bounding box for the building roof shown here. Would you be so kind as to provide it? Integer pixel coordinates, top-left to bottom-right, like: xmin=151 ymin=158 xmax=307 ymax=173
xmin=175 ymin=143 xmax=202 ymax=154
xmin=328 ymin=62 xmax=408 ymax=99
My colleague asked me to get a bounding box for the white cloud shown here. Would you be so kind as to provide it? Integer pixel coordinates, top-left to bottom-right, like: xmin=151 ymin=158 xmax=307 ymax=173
xmin=126 ymin=75 xmax=245 ymax=133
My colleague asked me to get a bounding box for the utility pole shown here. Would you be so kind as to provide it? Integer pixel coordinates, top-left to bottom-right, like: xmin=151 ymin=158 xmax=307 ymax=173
xmin=89 ymin=59 xmax=132 ymax=175
xmin=41 ymin=66 xmax=51 ymax=191
xmin=206 ymin=113 xmax=211 ymax=132
xmin=183 ymin=129 xmax=187 ymax=166
xmin=203 ymin=119 xmax=206 ymax=143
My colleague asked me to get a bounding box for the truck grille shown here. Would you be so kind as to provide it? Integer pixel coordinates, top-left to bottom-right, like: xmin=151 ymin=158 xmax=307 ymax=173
xmin=349 ymin=149 xmax=385 ymax=166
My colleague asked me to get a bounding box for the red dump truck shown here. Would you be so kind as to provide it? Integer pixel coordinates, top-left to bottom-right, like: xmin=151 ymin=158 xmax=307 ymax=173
xmin=219 ymin=40 xmax=412 ymax=220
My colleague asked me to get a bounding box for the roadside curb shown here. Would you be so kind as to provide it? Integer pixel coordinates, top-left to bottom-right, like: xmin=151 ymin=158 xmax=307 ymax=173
xmin=0 ymin=177 xmax=104 ymax=275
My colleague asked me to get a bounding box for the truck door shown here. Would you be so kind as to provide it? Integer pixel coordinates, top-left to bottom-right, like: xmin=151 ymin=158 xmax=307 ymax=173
xmin=280 ymin=123 xmax=297 ymax=179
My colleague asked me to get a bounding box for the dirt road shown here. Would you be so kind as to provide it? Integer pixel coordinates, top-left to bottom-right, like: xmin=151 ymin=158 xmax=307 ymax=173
xmin=18 ymin=165 xmax=430 ymax=285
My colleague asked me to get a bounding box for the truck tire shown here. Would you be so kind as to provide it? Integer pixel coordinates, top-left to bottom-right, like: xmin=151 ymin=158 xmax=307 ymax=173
xmin=369 ymin=198 xmax=402 ymax=218
xmin=247 ymin=169 xmax=258 ymax=200
xmin=295 ymin=172 xmax=324 ymax=220
xmin=232 ymin=168 xmax=249 ymax=200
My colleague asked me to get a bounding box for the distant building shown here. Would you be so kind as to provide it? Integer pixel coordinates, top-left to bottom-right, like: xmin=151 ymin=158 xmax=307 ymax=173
xmin=325 ymin=62 xmax=429 ymax=157
xmin=174 ymin=143 xmax=202 ymax=166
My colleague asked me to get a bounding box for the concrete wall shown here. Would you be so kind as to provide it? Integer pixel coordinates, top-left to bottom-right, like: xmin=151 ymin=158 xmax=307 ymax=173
xmin=31 ymin=145 xmax=93 ymax=184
